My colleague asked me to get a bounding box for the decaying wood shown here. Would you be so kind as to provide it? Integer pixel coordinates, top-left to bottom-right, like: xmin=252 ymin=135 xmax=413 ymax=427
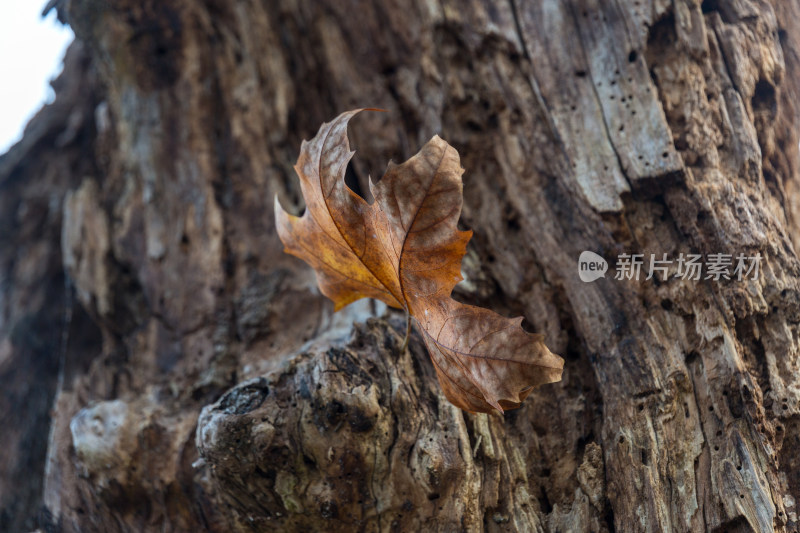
xmin=196 ymin=316 xmax=565 ymax=532
xmin=1 ymin=0 xmax=799 ymax=531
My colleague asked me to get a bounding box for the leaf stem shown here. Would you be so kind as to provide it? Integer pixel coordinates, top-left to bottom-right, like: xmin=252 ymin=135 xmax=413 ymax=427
xmin=401 ymin=312 xmax=411 ymax=352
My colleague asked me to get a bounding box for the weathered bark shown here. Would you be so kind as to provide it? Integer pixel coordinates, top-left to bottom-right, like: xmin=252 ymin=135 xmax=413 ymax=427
xmin=1 ymin=0 xmax=799 ymax=531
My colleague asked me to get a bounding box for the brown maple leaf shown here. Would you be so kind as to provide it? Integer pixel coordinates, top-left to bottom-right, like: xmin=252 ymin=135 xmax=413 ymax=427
xmin=275 ymin=109 xmax=564 ymax=413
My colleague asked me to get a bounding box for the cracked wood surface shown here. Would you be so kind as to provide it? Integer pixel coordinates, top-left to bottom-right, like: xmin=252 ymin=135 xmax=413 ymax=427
xmin=1 ymin=0 xmax=799 ymax=531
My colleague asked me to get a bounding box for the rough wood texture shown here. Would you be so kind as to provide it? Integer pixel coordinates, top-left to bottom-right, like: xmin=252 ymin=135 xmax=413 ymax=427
xmin=1 ymin=0 xmax=799 ymax=531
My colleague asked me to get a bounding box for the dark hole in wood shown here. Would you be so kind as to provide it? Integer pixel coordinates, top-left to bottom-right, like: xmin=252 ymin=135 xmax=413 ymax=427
xmin=752 ymin=79 xmax=777 ymax=114
xmin=701 ymin=0 xmax=720 ymax=14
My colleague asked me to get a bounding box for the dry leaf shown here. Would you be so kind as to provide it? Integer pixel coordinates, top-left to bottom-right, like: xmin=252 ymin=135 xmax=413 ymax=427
xmin=275 ymin=109 xmax=564 ymax=413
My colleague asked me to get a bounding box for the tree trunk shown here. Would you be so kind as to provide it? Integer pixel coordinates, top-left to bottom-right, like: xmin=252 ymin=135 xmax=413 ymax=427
xmin=2 ymin=0 xmax=799 ymax=531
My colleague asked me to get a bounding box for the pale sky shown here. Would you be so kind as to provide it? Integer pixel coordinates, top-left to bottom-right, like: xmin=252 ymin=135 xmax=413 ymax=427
xmin=0 ymin=3 xmax=74 ymax=154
